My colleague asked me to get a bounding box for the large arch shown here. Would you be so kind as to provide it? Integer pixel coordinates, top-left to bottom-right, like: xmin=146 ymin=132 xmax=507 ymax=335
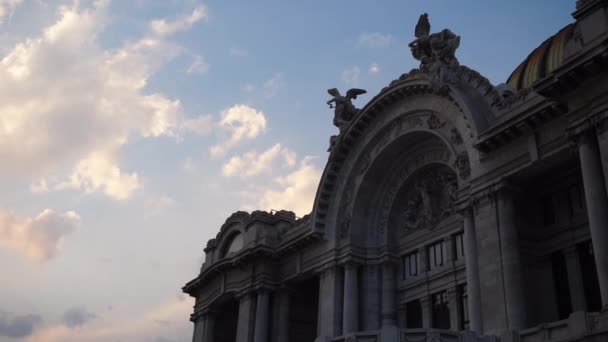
xmin=311 ymin=78 xmax=484 ymax=244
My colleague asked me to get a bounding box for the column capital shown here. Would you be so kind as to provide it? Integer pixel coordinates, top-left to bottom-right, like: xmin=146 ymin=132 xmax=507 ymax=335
xmin=566 ymin=111 xmax=608 ymax=147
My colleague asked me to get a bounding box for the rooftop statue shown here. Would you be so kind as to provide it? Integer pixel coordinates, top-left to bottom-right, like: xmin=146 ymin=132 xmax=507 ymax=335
xmin=326 ymin=87 xmax=366 ymax=151
xmin=327 ymin=88 xmax=367 ymax=130
xmin=409 ymin=13 xmax=461 ymax=92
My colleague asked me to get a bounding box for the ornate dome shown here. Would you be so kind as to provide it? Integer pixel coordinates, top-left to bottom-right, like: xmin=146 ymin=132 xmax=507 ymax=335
xmin=507 ymin=23 xmax=576 ymax=90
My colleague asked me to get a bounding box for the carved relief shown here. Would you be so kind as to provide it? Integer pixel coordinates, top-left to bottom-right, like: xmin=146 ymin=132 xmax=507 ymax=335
xmin=340 ymin=216 xmax=351 ymax=239
xmin=399 ymin=168 xmax=457 ymax=231
xmin=453 ymin=151 xmax=471 ymax=180
xmin=450 ymin=128 xmax=463 ymax=145
xmin=426 ymin=113 xmax=446 ymax=130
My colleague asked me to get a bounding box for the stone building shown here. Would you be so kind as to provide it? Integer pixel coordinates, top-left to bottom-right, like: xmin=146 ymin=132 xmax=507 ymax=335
xmin=183 ymin=1 xmax=608 ymax=341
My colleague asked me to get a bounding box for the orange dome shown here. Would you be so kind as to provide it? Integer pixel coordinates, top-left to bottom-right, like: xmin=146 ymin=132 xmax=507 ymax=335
xmin=506 ymin=23 xmax=576 ymax=90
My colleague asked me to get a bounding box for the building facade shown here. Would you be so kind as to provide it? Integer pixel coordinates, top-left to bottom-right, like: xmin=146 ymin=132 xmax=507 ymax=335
xmin=183 ymin=1 xmax=608 ymax=341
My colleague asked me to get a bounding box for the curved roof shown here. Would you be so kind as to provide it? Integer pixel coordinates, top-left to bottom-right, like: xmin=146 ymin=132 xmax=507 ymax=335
xmin=507 ymin=23 xmax=576 ymax=90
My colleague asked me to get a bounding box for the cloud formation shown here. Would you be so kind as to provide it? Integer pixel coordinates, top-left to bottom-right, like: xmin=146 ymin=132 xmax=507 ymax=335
xmin=0 ymin=0 xmax=23 ymax=24
xmin=0 ymin=312 xmax=42 ymax=338
xmin=369 ymin=62 xmax=380 ymax=74
xmin=222 ymin=144 xmax=295 ymax=178
xmin=254 ymin=157 xmax=322 ymax=216
xmin=0 ymin=2 xmax=209 ymax=200
xmin=62 ymin=307 xmax=96 ymax=328
xmin=0 ymin=208 xmax=80 ymax=262
xmin=263 ymin=72 xmax=285 ymax=99
xmin=24 ymin=296 xmax=193 ymax=342
xmin=356 ymin=32 xmax=393 ymax=48
xmin=186 ymin=55 xmax=209 ymax=74
xmin=210 ymin=105 xmax=267 ymax=158
xmin=149 ymin=5 xmax=207 ymax=37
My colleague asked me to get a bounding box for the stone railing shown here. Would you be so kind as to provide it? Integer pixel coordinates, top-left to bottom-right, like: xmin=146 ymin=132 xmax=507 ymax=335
xmin=401 ymin=329 xmax=459 ymax=342
xmin=332 ymin=331 xmax=379 ymax=342
xmin=513 ymin=310 xmax=608 ymax=342
xmin=331 ymin=329 xmax=498 ymax=342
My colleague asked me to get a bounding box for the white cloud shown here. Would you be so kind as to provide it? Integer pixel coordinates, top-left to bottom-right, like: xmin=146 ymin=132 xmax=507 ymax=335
xmin=150 ymin=5 xmax=207 ymax=37
xmin=209 ymin=104 xmax=267 ymax=158
xmin=180 ymin=114 xmax=213 ymax=135
xmin=342 ymin=66 xmax=360 ymax=86
xmin=56 ymin=149 xmax=140 ymax=201
xmin=254 ymin=157 xmax=322 ymax=216
xmin=0 ymin=0 xmax=23 ymax=24
xmin=0 ymin=2 xmax=206 ymax=200
xmin=356 ymin=32 xmax=393 ymax=48
xmin=369 ymin=62 xmax=380 ymax=74
xmin=222 ymin=144 xmax=295 ymax=178
xmin=281 ymin=148 xmax=296 ymax=167
xmin=0 ymin=208 xmax=80 ymax=262
xmin=229 ymin=47 xmax=248 ymax=57
xmin=186 ymin=55 xmax=209 ymax=74
xmin=263 ymin=72 xmax=284 ymax=99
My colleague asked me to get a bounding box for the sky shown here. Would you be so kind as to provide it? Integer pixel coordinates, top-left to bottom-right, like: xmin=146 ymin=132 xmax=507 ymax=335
xmin=0 ymin=1 xmax=575 ymax=341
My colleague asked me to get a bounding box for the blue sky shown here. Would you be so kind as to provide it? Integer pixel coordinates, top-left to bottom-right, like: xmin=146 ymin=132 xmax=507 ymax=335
xmin=0 ymin=1 xmax=574 ymax=341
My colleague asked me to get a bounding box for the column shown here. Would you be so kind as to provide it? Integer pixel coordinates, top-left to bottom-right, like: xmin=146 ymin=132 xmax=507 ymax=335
xmin=497 ymin=188 xmax=527 ymax=330
xmin=381 ymin=263 xmax=397 ymax=327
xmin=362 ymin=265 xmax=380 ymax=330
xmin=236 ymin=293 xmax=255 ymax=342
xmin=564 ymin=246 xmax=587 ymax=312
xmin=421 ymin=296 xmax=431 ymax=329
xmin=448 ymin=288 xmax=458 ymax=331
xmin=277 ymin=289 xmax=290 ymax=342
xmin=316 ymin=267 xmax=342 ymax=341
xmin=463 ymin=207 xmax=484 ymax=333
xmin=578 ymin=133 xmax=608 ymax=308
xmin=202 ymin=313 xmax=215 ymax=342
xmin=192 ymin=316 xmax=205 ymax=342
xmin=380 ymin=262 xmax=400 ymax=342
xmin=343 ymin=263 xmax=359 ymax=334
xmin=254 ymin=291 xmax=270 ymax=342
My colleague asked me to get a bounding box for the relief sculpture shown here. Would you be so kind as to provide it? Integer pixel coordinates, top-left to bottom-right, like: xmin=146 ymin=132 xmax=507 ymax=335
xmin=400 ymin=168 xmax=457 ymax=231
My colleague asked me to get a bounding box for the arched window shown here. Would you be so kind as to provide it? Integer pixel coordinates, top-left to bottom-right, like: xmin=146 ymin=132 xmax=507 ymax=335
xmin=223 ymin=233 xmax=244 ymax=257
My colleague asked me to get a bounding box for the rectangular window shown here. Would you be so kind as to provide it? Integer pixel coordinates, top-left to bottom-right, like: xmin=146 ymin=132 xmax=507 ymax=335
xmin=403 ymin=252 xmax=418 ymax=280
xmin=453 ymin=233 xmax=465 ymax=261
xmin=431 ymin=291 xmax=450 ymax=329
xmin=458 ymin=284 xmax=469 ymax=331
xmin=428 ymin=240 xmax=445 ymax=270
xmin=405 ymin=300 xmax=423 ymax=329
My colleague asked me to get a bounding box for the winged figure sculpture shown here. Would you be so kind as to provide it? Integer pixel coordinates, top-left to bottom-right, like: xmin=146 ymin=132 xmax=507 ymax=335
xmin=327 ymin=88 xmax=367 ymax=130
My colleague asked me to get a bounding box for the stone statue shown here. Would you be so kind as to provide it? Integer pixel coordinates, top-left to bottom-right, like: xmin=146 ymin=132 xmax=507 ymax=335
xmin=409 ymin=13 xmax=461 ymax=92
xmin=326 ymin=87 xmax=367 ymax=152
xmin=327 ymin=88 xmax=367 ymax=131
